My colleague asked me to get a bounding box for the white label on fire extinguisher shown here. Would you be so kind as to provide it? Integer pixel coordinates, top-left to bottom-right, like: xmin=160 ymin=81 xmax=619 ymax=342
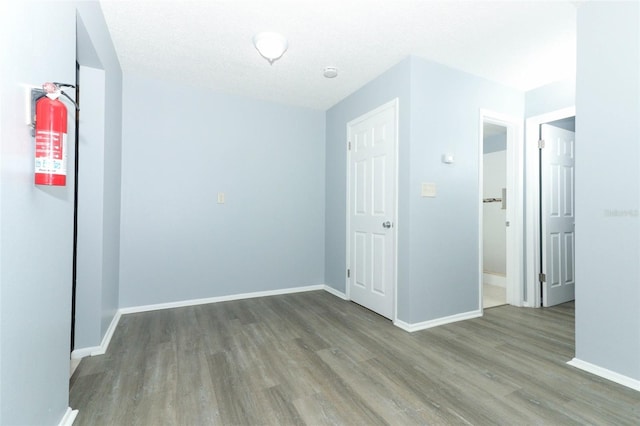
xmin=34 ymin=130 xmax=67 ymax=175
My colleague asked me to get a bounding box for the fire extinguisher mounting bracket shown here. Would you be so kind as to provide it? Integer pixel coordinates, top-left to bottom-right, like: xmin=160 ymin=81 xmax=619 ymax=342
xmin=29 ymin=88 xmax=46 ymax=137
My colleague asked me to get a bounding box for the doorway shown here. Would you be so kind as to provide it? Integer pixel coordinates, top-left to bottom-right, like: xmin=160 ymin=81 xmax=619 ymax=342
xmin=479 ymin=111 xmax=522 ymax=310
xmin=525 ymin=107 xmax=576 ymax=307
xmin=482 ymin=122 xmax=508 ymax=308
xmin=346 ymin=99 xmax=398 ymax=320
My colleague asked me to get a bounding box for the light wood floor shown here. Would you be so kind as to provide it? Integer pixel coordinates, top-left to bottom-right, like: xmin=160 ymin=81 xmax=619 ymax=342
xmin=70 ymin=291 xmax=639 ymax=425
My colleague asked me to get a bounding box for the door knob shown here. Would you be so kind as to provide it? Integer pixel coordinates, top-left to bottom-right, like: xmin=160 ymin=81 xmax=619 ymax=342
xmin=382 ymin=221 xmax=392 ymax=229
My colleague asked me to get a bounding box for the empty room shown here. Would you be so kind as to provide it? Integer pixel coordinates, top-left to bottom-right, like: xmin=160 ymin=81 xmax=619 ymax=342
xmin=1 ymin=1 xmax=638 ymax=425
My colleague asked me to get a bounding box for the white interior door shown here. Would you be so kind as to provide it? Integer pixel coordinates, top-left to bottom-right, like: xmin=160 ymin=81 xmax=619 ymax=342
xmin=541 ymin=124 xmax=575 ymax=306
xmin=347 ymin=100 xmax=397 ymax=319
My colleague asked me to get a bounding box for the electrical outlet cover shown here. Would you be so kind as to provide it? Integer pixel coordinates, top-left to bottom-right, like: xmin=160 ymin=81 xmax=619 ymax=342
xmin=421 ymin=182 xmax=436 ymax=197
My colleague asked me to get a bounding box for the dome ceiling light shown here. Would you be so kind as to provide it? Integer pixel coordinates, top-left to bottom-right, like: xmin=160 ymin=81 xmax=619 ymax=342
xmin=253 ymin=32 xmax=288 ymax=65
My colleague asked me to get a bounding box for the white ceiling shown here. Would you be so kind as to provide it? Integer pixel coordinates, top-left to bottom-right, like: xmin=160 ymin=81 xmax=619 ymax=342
xmin=99 ymin=0 xmax=577 ymax=110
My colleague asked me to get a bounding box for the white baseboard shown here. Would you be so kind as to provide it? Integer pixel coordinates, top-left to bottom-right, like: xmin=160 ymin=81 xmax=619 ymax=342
xmin=567 ymin=358 xmax=640 ymax=392
xmin=71 ymin=309 xmax=122 ymax=359
xmin=71 ymin=345 xmax=100 ymax=360
xmin=394 ymin=309 xmax=483 ymax=333
xmin=119 ymin=284 xmax=326 ymax=315
xmin=57 ymin=407 xmax=78 ymax=426
xmin=91 ymin=310 xmax=122 ymax=356
xmin=72 ymin=284 xmax=341 ymax=360
xmin=483 ymin=272 xmax=506 ymax=288
xmin=323 ymin=285 xmax=348 ymax=300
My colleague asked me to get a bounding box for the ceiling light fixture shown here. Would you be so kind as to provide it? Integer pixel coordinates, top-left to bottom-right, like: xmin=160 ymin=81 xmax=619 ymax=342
xmin=253 ymin=32 xmax=288 ymax=65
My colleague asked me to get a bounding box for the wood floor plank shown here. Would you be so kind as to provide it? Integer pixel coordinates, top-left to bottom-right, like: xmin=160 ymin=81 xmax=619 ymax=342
xmin=254 ymin=385 xmax=306 ymax=426
xmin=70 ymin=292 xmax=639 ymax=425
xmin=316 ymin=346 xmax=458 ymax=425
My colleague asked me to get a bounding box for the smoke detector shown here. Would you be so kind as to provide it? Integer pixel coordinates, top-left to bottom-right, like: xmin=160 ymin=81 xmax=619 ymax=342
xmin=323 ymin=66 xmax=338 ymax=78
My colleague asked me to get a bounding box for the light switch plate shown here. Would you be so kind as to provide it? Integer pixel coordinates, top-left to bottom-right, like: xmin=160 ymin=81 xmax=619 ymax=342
xmin=217 ymin=192 xmax=225 ymax=204
xmin=421 ymin=182 xmax=436 ymax=197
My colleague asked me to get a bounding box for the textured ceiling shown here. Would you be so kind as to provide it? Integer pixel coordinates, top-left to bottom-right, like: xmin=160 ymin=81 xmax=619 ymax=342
xmin=99 ymin=0 xmax=577 ymax=110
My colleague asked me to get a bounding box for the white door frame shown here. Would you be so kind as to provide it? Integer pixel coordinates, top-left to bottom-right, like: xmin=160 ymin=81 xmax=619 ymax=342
xmin=345 ymin=98 xmax=399 ymax=322
xmin=525 ymin=106 xmax=576 ymax=307
xmin=479 ymin=110 xmax=524 ymax=309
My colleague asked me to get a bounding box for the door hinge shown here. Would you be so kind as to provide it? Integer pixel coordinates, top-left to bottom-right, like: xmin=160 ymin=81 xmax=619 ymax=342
xmin=348 ymin=141 xmax=351 ymax=151
xmin=347 ymin=269 xmax=351 ymax=278
xmin=539 ymin=273 xmax=546 ymax=283
xmin=538 ymin=139 xmax=545 ymax=149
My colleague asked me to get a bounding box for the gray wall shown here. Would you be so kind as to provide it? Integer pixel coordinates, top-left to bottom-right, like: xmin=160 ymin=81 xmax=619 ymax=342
xmin=0 ymin=1 xmax=121 ymax=424
xmin=575 ymin=1 xmax=640 ymax=381
xmin=74 ymin=65 xmax=106 ymax=349
xmin=483 ymin=133 xmax=507 ymax=154
xmin=525 ymin=79 xmax=575 ymax=118
xmin=406 ymin=57 xmax=523 ymax=323
xmin=325 ymin=57 xmax=523 ymax=324
xmin=74 ymin=7 xmax=123 ymax=351
xmin=0 ymin=4 xmax=75 ymax=423
xmin=119 ymin=74 xmax=326 ymax=308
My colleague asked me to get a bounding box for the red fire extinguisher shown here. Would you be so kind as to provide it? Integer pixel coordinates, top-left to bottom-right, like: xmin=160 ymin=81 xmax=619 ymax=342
xmin=34 ymin=82 xmax=69 ymax=186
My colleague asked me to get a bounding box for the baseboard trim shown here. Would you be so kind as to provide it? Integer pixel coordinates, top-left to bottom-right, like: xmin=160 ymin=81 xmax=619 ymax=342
xmin=71 ymin=346 xmax=100 ymax=360
xmin=119 ymin=284 xmax=326 ymax=315
xmin=394 ymin=309 xmax=483 ymax=333
xmin=483 ymin=272 xmax=506 ymax=288
xmin=567 ymin=358 xmax=640 ymax=392
xmin=73 ymin=284 xmax=340 ymax=360
xmin=57 ymin=407 xmax=78 ymax=426
xmin=323 ymin=285 xmax=348 ymax=300
xmin=71 ymin=309 xmax=122 ymax=359
xmin=91 ymin=310 xmax=122 ymax=356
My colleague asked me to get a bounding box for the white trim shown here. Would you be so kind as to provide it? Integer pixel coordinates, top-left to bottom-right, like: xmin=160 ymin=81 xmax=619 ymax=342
xmin=71 ymin=345 xmax=100 ymax=360
xmin=567 ymin=358 xmax=640 ymax=392
xmin=119 ymin=284 xmax=326 ymax=315
xmin=323 ymin=285 xmax=348 ymax=300
xmin=483 ymin=272 xmax=506 ymax=288
xmin=91 ymin=310 xmax=121 ymax=356
xmin=479 ymin=110 xmax=524 ymax=308
xmin=394 ymin=310 xmax=482 ymax=333
xmin=392 ymin=99 xmax=399 ymax=324
xmin=525 ymin=106 xmax=575 ymax=307
xmin=345 ymin=98 xmax=400 ymax=321
xmin=71 ymin=309 xmax=122 ymax=359
xmin=57 ymin=407 xmax=78 ymax=426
